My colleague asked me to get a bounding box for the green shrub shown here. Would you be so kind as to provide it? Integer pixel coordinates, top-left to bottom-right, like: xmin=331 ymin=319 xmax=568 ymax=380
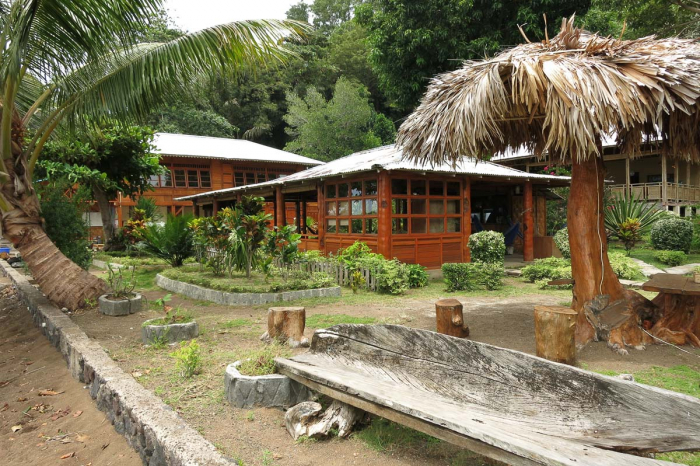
xmin=650 ymin=217 xmax=693 ymax=253
xmin=604 ymin=193 xmax=663 ymax=238
xmin=521 ymin=257 xmax=572 ymax=283
xmin=375 ymin=259 xmax=409 ymax=295
xmin=652 ymin=250 xmax=687 ymax=267
xmin=608 ymin=252 xmax=643 ymax=279
xmin=553 ymin=228 xmax=570 ymax=259
xmin=236 ymin=342 xmax=291 ymax=376
xmin=467 ymin=231 xmax=505 ymax=264
xmin=405 ymin=264 xmax=429 ymax=288
xmin=142 ymin=214 xmax=194 ymax=266
xmin=442 ymin=262 xmax=504 ymax=292
xmin=170 ymin=339 xmax=201 ymax=378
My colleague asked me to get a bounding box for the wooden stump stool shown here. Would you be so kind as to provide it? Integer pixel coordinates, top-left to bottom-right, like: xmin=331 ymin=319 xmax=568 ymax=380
xmin=261 ymin=307 xmax=309 ymax=348
xmin=534 ymin=305 xmax=577 ymax=365
xmin=435 ymin=299 xmax=470 ymax=338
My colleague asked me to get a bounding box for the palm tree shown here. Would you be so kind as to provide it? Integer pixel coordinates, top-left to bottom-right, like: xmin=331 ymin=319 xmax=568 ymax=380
xmin=0 ymin=0 xmax=307 ymax=310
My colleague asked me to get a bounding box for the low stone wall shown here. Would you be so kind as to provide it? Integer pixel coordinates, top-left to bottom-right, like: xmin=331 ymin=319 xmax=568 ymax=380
xmin=0 ymin=262 xmax=234 ymax=466
xmin=224 ymin=362 xmax=314 ymax=409
xmin=156 ymin=274 xmax=342 ymax=306
xmin=92 ymin=259 xmax=131 ymax=270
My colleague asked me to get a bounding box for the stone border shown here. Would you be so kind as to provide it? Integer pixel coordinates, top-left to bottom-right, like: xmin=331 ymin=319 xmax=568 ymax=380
xmin=224 ymin=361 xmax=314 ymax=409
xmin=0 ymin=261 xmax=234 ymax=466
xmin=142 ymin=319 xmax=199 ymax=345
xmin=156 ymin=274 xmax=341 ymax=306
xmin=92 ymin=259 xmax=132 ymax=270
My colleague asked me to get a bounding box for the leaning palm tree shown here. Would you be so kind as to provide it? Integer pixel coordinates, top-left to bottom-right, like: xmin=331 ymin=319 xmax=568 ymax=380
xmin=398 ymin=16 xmax=700 ymax=352
xmin=0 ymin=0 xmax=306 ymax=310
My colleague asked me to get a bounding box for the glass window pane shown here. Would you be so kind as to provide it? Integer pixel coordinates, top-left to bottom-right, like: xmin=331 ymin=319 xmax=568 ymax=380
xmin=447 ymin=218 xmax=461 ymax=233
xmin=326 ymin=201 xmax=337 ymax=216
xmin=351 ymin=200 xmax=363 ymax=216
xmin=174 ymin=170 xmax=186 ymax=187
xmin=392 ymin=179 xmax=408 ymax=195
xmin=366 ymin=218 xmax=378 ymax=234
xmin=149 ymin=174 xmax=160 ymax=187
xmin=429 ymin=218 xmax=444 ymax=233
xmin=429 ymin=181 xmax=444 ymax=196
xmin=257 ymin=172 xmax=265 ymax=183
xmin=161 ymin=171 xmax=172 ymax=187
xmin=200 ymin=171 xmax=211 ymax=188
xmin=339 ymin=219 xmax=349 ymax=233
xmin=338 ymin=201 xmax=349 ymax=216
xmin=365 ymin=198 xmax=378 ymax=215
xmin=338 ymin=183 xmax=349 ymax=197
xmin=430 ymin=200 xmax=445 ymax=215
xmin=447 ymin=181 xmax=460 ymax=196
xmin=187 ymin=170 xmax=199 ymax=188
xmin=446 ymin=200 xmax=460 ymax=214
xmin=327 ymin=184 xmax=336 ymax=198
xmin=411 ymin=199 xmax=426 ymax=215
xmin=235 ymin=173 xmax=244 ymax=186
xmin=411 ymin=218 xmax=427 ymax=233
xmin=351 ymin=219 xmax=363 ymax=233
xmin=327 ymin=219 xmax=336 ymax=233
xmin=364 ymin=180 xmax=377 ymax=196
xmin=392 ymin=218 xmax=408 ymax=234
xmin=392 ymin=198 xmax=408 ymax=214
xmin=411 ymin=180 xmax=426 ymax=196
xmin=351 ymin=182 xmax=362 ymax=196
xmin=246 ymin=173 xmax=255 ymax=185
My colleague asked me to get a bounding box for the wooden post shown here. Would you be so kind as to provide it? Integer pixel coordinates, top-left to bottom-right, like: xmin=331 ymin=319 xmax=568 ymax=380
xmin=193 ymin=202 xmax=200 ymax=217
xmin=276 ymin=186 xmax=285 ymax=227
xmin=675 ymin=162 xmax=679 ymax=203
xmin=662 ymin=153 xmax=668 ymax=207
xmin=301 ymin=195 xmax=307 ymax=234
xmin=296 ymin=198 xmax=301 ymax=232
xmin=523 ymin=181 xmax=534 ymax=262
xmin=435 ymin=299 xmax=470 ymax=338
xmin=534 ymin=305 xmax=577 ymax=365
xmin=462 ymin=178 xmax=471 ymax=262
xmin=377 ymin=171 xmax=392 ymax=259
xmin=624 ymin=155 xmax=630 ymax=197
xmin=317 ymin=183 xmax=326 ymax=254
xmin=261 ymin=307 xmax=309 ymax=348
xmin=212 ymin=198 xmax=219 ymax=215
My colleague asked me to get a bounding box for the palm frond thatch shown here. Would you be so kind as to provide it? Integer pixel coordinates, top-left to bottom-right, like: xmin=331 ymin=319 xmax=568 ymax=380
xmin=397 ymin=15 xmax=700 ymax=166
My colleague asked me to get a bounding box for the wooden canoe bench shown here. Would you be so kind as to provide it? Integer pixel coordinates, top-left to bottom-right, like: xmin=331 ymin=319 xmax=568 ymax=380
xmin=276 ymin=324 xmax=700 ymax=466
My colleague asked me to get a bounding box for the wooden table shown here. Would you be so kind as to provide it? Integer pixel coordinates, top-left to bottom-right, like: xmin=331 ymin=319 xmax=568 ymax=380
xmin=641 ymin=273 xmax=700 ymax=347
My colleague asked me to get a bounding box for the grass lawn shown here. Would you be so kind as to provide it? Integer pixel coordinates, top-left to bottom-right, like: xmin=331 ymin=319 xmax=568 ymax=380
xmin=608 ymin=241 xmax=700 ymax=271
xmin=93 ymin=252 xmax=168 ymax=267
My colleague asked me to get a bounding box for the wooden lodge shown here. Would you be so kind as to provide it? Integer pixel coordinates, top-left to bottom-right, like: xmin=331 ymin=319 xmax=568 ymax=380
xmin=178 ymin=145 xmax=569 ymax=267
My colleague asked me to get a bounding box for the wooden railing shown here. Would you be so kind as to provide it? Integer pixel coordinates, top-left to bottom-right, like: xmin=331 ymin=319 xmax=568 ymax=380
xmin=274 ymin=258 xmax=377 ymax=291
xmin=609 ymin=183 xmax=700 ymax=203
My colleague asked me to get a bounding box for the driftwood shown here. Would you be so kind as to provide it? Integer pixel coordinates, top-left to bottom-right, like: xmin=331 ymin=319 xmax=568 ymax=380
xmin=260 ymin=307 xmax=309 ymax=348
xmin=435 ymin=299 xmax=469 ymax=338
xmin=534 ymin=305 xmax=576 ymax=365
xmin=276 ymin=324 xmax=700 ymax=466
xmin=284 ymin=400 xmax=365 ymax=441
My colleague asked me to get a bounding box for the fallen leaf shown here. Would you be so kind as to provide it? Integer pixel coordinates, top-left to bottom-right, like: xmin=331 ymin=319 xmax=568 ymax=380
xmin=39 ymin=390 xmax=63 ymax=396
xmin=101 ymin=442 xmax=110 ymax=450
xmin=75 ymin=434 xmax=89 ymax=443
xmin=60 ymin=452 xmax=74 ymax=459
xmin=0 ymin=381 xmax=9 ymax=387
xmin=131 ymin=372 xmax=142 ymax=378
xmin=144 ymin=369 xmax=151 ymax=375
xmin=1 ymin=403 xmax=8 ymax=412
xmin=72 ymin=410 xmax=82 ymax=418
xmin=11 ymin=425 xmax=21 ymax=433
xmin=17 ymin=397 xmax=28 ymax=402
xmin=24 ymin=361 xmax=34 ymax=366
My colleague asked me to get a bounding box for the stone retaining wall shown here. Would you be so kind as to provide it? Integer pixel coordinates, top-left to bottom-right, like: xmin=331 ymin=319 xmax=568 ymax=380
xmin=156 ymin=274 xmax=341 ymax=306
xmin=92 ymin=259 xmax=130 ymax=270
xmin=0 ymin=262 xmax=234 ymax=466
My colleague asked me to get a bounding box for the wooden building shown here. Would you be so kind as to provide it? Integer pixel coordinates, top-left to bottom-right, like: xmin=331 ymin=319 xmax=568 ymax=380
xmin=178 ymin=145 xmax=569 ymax=267
xmin=109 ymin=132 xmax=323 ymax=232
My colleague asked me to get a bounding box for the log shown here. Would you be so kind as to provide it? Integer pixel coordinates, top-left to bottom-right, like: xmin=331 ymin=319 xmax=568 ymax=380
xmin=435 ymin=299 xmax=469 ymax=338
xmin=260 ymin=307 xmax=309 ymax=348
xmin=534 ymin=305 xmax=577 ymax=365
xmin=284 ymin=400 xmax=365 ymax=441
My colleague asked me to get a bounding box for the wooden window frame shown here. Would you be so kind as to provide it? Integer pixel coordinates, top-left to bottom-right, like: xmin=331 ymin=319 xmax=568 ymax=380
xmin=325 ymin=176 xmax=378 ymax=235
xmin=390 ymin=175 xmax=462 ymax=235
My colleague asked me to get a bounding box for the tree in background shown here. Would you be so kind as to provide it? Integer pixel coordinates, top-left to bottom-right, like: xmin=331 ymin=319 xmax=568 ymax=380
xmin=284 ymin=77 xmax=395 ymax=161
xmin=38 ymin=125 xmax=163 ymax=249
xmin=581 ymin=0 xmax=699 ymax=38
xmin=356 ymin=0 xmax=591 ymax=112
xmin=150 ymin=102 xmax=239 ymax=138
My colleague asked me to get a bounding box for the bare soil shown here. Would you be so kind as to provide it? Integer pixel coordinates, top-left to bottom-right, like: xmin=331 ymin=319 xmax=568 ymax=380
xmin=0 ymin=286 xmax=141 ymax=466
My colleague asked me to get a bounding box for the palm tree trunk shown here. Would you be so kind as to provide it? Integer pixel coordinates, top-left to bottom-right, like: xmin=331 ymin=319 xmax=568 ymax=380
xmin=93 ymin=186 xmax=117 ymax=248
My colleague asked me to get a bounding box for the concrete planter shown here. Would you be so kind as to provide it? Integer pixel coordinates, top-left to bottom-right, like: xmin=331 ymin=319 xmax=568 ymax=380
xmin=224 ymin=360 xmax=314 ymax=409
xmin=98 ymin=293 xmax=142 ymax=316
xmin=142 ymin=319 xmax=199 ymax=345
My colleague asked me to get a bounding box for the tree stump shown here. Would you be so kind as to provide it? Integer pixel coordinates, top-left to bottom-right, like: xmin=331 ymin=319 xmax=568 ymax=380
xmin=284 ymin=400 xmax=365 ymax=440
xmin=260 ymin=307 xmax=309 ymax=348
xmin=435 ymin=299 xmax=469 ymax=338
xmin=534 ymin=305 xmax=577 ymax=365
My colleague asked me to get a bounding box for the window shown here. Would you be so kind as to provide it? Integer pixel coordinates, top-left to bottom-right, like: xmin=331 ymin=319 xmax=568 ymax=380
xmin=149 ymin=175 xmax=160 ymax=187
xmin=200 ymin=171 xmax=211 ymax=188
xmin=174 ymin=170 xmax=186 ymax=187
xmin=245 ymin=173 xmax=255 ymax=185
xmin=324 ymin=178 xmax=378 ymax=235
xmin=391 ymin=178 xmax=461 ymax=235
xmin=235 ymin=172 xmax=245 ymax=187
xmin=161 ymin=171 xmax=172 ymax=187
xmin=155 ymin=168 xmax=207 ymax=188
xmin=187 ymin=170 xmax=199 ymax=188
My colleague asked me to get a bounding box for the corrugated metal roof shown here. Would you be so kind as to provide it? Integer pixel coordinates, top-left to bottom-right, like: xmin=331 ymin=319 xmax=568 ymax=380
xmin=153 ymin=132 xmax=324 ymax=166
xmin=177 ymin=144 xmax=568 ymax=201
xmin=491 ymin=133 xmax=634 ymax=162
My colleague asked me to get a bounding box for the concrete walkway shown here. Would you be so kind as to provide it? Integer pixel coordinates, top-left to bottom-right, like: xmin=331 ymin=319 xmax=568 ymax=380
xmin=630 ymin=258 xmax=664 ymax=277
xmin=664 ymin=263 xmax=700 ymax=275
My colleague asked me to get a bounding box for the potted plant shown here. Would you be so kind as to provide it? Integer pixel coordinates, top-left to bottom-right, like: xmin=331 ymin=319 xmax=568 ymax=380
xmin=142 ymin=305 xmax=198 ymax=345
xmin=98 ymin=264 xmax=142 ymax=316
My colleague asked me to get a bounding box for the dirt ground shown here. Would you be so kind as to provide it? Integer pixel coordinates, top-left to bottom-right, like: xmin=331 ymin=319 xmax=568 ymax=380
xmin=0 ymin=286 xmax=142 ymax=466
xmin=66 ymin=272 xmax=700 ymax=466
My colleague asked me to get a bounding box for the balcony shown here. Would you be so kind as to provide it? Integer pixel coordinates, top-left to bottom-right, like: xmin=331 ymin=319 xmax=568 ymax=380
xmin=610 ymin=182 xmax=700 ymax=204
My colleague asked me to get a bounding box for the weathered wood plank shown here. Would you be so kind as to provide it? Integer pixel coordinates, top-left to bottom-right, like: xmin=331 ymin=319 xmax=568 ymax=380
xmin=276 ymin=325 xmax=700 ymax=466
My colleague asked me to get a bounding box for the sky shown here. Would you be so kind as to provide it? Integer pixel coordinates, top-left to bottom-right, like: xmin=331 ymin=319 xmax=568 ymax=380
xmin=163 ymin=0 xmax=300 ymax=32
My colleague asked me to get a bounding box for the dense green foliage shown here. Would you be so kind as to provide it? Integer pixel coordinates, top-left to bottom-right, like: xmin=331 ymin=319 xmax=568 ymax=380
xmin=142 ymin=214 xmax=195 ymax=267
xmin=37 ymin=184 xmax=92 ymax=270
xmin=653 ymin=250 xmax=688 ymax=267
xmin=467 ymin=231 xmax=506 ymax=264
xmin=442 ymin=262 xmax=504 ymax=292
xmin=170 ymin=340 xmax=201 ymax=378
xmin=405 ymin=264 xmax=429 ymax=288
xmin=522 ymin=254 xmax=642 ymax=287
xmin=604 ymin=193 xmax=663 ymax=242
xmin=650 ymin=217 xmax=694 ymax=253
xmin=554 ymin=228 xmax=571 ymax=259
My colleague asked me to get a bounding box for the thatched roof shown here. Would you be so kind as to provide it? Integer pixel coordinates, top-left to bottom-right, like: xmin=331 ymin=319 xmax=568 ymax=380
xmin=397 ymin=16 xmax=700 ymax=166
